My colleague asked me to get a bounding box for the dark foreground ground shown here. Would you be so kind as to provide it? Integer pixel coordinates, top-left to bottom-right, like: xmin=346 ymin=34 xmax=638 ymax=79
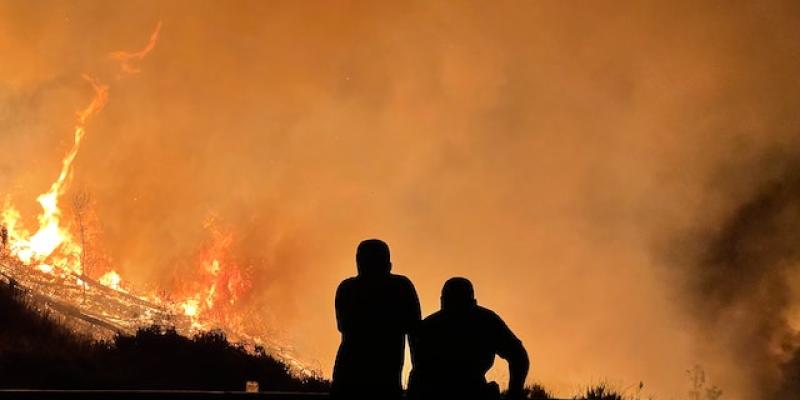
xmin=0 ymin=391 xmax=581 ymax=400
xmin=0 ymin=390 xmax=326 ymax=400
xmin=0 ymin=280 xmax=626 ymax=400
xmin=0 ymin=280 xmax=328 ymax=392
xmin=0 ymin=389 xmax=629 ymax=400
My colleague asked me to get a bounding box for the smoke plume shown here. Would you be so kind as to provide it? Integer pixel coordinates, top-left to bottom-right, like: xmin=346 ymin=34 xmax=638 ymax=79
xmin=671 ymin=149 xmax=800 ymax=399
xmin=2 ymin=1 xmax=800 ymax=398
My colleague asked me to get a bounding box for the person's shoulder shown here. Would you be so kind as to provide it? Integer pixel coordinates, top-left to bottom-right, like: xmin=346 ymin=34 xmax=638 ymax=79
xmin=339 ymin=276 xmax=358 ymax=285
xmin=474 ymin=306 xmax=519 ymax=342
xmin=336 ymin=277 xmax=358 ymax=291
xmin=389 ymin=274 xmax=416 ymax=289
xmin=423 ymin=309 xmax=445 ymax=321
xmin=421 ymin=309 xmax=445 ymax=326
xmin=475 ymin=305 xmax=505 ymax=324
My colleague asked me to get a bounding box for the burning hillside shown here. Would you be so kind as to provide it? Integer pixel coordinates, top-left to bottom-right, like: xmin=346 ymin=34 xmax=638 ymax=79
xmin=0 ymin=22 xmax=311 ymax=376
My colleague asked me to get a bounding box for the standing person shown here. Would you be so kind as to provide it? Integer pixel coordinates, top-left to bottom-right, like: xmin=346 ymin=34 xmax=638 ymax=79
xmin=408 ymin=277 xmax=529 ymax=400
xmin=332 ymin=239 xmax=421 ymax=399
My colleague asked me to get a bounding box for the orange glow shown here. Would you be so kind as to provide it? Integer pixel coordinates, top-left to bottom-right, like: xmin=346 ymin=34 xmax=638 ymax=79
xmin=0 ymin=21 xmax=292 ymax=371
xmin=171 ymin=217 xmax=252 ymax=328
xmin=98 ymin=270 xmax=123 ymax=291
xmin=181 ymin=299 xmax=200 ymax=318
xmin=36 ymin=263 xmax=54 ymax=274
xmin=9 ymin=3 xmax=800 ymax=397
xmin=109 ymin=21 xmax=162 ymax=74
xmin=0 ymin=21 xmax=253 ymax=324
xmin=20 ymin=76 xmax=108 ymax=272
xmin=1 ymin=25 xmax=147 ymax=272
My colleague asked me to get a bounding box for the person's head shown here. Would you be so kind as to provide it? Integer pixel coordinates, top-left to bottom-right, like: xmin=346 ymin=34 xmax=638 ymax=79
xmin=441 ymin=277 xmax=477 ymax=311
xmin=356 ymin=239 xmax=392 ymax=276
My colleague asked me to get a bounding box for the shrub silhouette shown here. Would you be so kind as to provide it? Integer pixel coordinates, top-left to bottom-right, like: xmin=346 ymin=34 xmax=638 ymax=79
xmin=521 ymin=383 xmax=554 ymax=399
xmin=0 ymin=280 xmax=328 ymax=391
xmin=575 ymin=384 xmax=624 ymax=400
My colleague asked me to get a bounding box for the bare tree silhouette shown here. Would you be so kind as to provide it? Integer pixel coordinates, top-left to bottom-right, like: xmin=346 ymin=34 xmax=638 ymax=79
xmin=71 ymin=189 xmax=91 ymax=303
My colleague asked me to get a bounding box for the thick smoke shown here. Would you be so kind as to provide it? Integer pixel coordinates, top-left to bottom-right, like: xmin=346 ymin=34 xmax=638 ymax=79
xmin=2 ymin=1 xmax=800 ymax=398
xmin=673 ymin=150 xmax=800 ymax=399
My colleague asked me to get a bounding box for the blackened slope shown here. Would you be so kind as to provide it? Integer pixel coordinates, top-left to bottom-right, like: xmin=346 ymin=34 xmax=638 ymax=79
xmin=0 ymin=281 xmax=328 ymax=391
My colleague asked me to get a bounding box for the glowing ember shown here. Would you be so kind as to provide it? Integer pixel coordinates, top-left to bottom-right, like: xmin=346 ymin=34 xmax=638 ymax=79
xmin=36 ymin=264 xmax=54 ymax=274
xmin=207 ymin=259 xmax=222 ymax=276
xmin=181 ymin=299 xmax=200 ymax=317
xmin=99 ymin=270 xmax=123 ymax=291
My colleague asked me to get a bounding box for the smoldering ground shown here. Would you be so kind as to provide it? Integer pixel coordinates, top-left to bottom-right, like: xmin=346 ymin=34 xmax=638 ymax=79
xmin=2 ymin=1 xmax=800 ymax=398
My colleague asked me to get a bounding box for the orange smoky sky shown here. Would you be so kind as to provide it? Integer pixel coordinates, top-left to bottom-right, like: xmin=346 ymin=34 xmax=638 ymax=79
xmin=2 ymin=1 xmax=800 ymax=399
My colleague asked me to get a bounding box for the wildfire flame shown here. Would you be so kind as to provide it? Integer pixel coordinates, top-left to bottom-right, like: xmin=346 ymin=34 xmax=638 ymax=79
xmin=1 ymin=24 xmax=138 ymax=278
xmin=98 ymin=270 xmax=123 ymax=291
xmin=173 ymin=217 xmax=252 ymax=328
xmin=14 ymin=76 xmax=108 ymax=271
xmin=109 ymin=21 xmax=163 ymax=75
xmin=0 ymin=22 xmax=312 ymax=375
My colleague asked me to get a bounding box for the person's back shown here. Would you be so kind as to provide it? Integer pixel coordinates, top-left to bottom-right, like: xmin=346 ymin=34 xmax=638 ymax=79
xmin=409 ymin=278 xmax=529 ymax=400
xmin=332 ymin=239 xmax=420 ymax=399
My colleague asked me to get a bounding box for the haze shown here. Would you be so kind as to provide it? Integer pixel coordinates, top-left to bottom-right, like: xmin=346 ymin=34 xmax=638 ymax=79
xmin=2 ymin=1 xmax=800 ymax=398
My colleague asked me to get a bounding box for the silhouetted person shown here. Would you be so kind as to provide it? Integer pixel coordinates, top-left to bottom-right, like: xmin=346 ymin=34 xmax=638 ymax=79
xmin=332 ymin=239 xmax=421 ymax=399
xmin=408 ymin=277 xmax=529 ymax=400
xmin=1 ymin=225 xmax=7 ymax=249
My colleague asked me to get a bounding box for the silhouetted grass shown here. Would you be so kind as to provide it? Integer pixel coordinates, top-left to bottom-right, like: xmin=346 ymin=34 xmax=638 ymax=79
xmin=509 ymin=383 xmax=627 ymax=400
xmin=574 ymin=383 xmax=625 ymax=400
xmin=521 ymin=383 xmax=554 ymax=399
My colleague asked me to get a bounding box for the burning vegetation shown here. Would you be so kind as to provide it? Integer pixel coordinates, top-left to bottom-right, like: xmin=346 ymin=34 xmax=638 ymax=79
xmin=0 ymin=22 xmax=311 ymax=377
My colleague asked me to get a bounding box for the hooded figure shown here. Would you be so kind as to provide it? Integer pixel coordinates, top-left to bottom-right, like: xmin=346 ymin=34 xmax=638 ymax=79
xmin=331 ymin=239 xmax=421 ymax=399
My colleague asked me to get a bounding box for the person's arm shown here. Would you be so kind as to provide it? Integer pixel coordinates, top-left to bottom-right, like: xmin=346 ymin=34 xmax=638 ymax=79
xmin=408 ymin=280 xmax=422 ymax=327
xmin=506 ymin=342 xmax=529 ymax=399
xmin=493 ymin=314 xmax=530 ymax=400
xmin=334 ymin=281 xmax=349 ymax=333
xmin=405 ymin=278 xmax=422 ymax=362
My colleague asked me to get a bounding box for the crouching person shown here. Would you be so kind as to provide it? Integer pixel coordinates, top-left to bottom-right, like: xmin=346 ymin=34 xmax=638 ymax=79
xmin=409 ymin=277 xmax=529 ymax=400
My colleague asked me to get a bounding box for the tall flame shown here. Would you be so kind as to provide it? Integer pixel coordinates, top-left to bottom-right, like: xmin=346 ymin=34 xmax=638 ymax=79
xmin=0 ymin=21 xmax=311 ymax=375
xmin=20 ymin=77 xmax=108 ymax=270
xmin=110 ymin=21 xmax=162 ymax=74
xmin=2 ymin=23 xmax=158 ymax=272
xmin=0 ymin=20 xmax=252 ymax=327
